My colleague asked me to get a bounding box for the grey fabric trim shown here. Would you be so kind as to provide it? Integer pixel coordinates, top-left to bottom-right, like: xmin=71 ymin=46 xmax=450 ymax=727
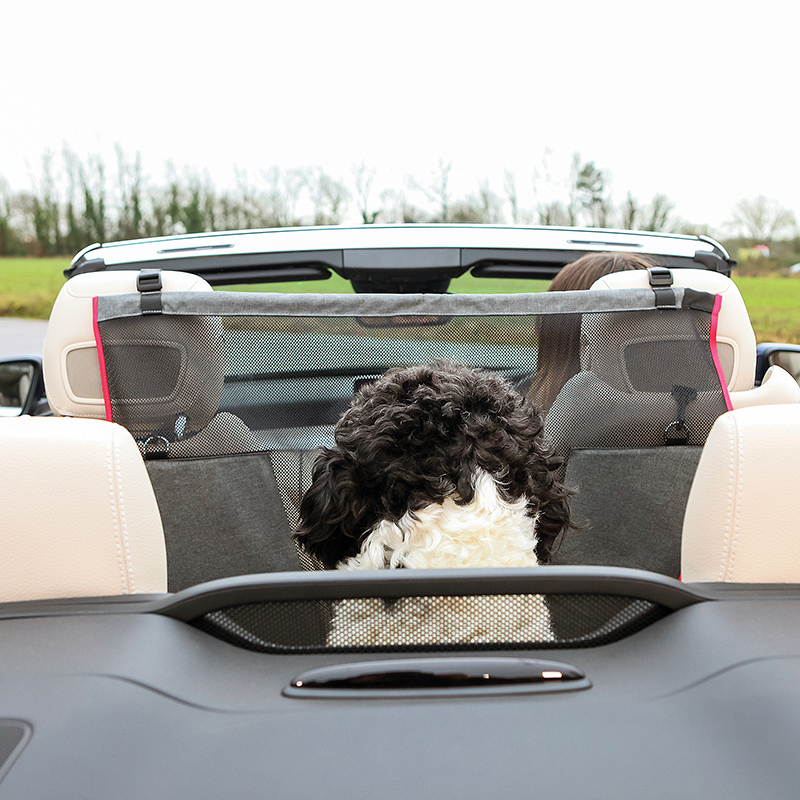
xmin=146 ymin=452 xmax=302 ymax=592
xmin=268 ymin=450 xmax=307 ymax=532
xmin=550 ymin=446 xmax=703 ymax=578
xmin=268 ymin=449 xmax=328 ymax=572
xmin=96 ymin=287 xmax=700 ymax=322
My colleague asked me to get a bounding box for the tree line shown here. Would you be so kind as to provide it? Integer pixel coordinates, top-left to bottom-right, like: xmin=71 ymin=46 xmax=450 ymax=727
xmin=0 ymin=148 xmax=796 ymax=258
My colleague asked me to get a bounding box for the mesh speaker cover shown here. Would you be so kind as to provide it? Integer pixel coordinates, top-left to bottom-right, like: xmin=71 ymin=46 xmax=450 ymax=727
xmin=194 ymin=592 xmax=668 ymax=653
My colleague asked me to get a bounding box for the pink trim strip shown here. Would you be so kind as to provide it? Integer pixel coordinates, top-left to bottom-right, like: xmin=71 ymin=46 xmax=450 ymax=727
xmin=92 ymin=296 xmax=113 ymax=422
xmin=710 ymin=294 xmax=733 ymax=411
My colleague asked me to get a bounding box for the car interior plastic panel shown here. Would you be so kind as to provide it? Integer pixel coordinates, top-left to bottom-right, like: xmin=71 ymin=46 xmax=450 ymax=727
xmin=2 ymin=569 xmax=800 ymax=798
xmin=174 ymin=566 xmax=694 ymax=653
xmin=92 ymin=285 xmax=729 ymax=585
xmin=66 ymin=225 xmax=735 ymax=284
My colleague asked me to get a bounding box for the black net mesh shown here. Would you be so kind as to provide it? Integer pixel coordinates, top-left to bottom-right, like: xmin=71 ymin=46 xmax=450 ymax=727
xmin=192 ymin=592 xmax=669 ymax=653
xmin=545 ymin=307 xmax=727 ymax=458
xmin=95 ymin=291 xmax=729 ymax=589
xmin=97 ymin=301 xmax=726 ymax=457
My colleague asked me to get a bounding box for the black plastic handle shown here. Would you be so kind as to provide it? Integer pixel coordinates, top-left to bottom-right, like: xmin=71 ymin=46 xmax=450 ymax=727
xmin=284 ymin=657 xmax=590 ymax=699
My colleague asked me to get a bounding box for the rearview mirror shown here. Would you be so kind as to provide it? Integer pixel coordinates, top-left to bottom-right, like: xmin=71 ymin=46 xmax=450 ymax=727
xmin=0 ymin=359 xmax=46 ymax=416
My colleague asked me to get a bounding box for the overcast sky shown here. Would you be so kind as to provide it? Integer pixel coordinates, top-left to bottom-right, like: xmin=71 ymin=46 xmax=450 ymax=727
xmin=2 ymin=0 xmax=798 ymax=233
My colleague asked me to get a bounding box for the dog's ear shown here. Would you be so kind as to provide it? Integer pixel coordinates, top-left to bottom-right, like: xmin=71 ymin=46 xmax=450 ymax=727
xmin=524 ymin=449 xmax=574 ymax=564
xmin=534 ymin=483 xmax=573 ymax=563
xmin=295 ymin=448 xmax=378 ymax=569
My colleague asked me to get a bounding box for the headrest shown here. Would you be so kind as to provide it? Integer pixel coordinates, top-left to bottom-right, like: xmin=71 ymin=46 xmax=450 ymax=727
xmin=0 ymin=416 xmax=167 ymax=601
xmin=590 ymin=268 xmax=756 ymax=392
xmin=95 ymin=310 xmax=226 ymax=438
xmin=682 ymin=405 xmax=800 ymax=583
xmin=44 ymin=270 xmax=214 ymax=421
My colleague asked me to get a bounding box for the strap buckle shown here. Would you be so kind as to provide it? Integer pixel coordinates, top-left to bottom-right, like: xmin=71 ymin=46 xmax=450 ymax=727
xmin=137 ymin=269 xmax=163 ymax=314
xmin=648 ymin=267 xmax=674 ymax=287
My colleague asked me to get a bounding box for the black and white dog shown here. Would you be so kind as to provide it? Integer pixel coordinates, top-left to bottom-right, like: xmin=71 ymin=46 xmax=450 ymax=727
xmin=296 ymin=360 xmax=571 ymax=576
xmin=295 ymin=361 xmax=571 ymax=645
xmin=294 ymin=362 xmax=571 ymax=646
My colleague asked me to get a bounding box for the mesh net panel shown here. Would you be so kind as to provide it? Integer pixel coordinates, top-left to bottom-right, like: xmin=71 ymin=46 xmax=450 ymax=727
xmin=193 ymin=592 xmax=668 ymax=653
xmin=96 ymin=293 xmax=729 ymax=588
xmin=97 ymin=302 xmax=726 ymax=457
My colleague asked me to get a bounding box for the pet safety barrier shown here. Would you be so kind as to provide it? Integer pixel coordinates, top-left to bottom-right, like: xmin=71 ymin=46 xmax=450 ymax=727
xmin=93 ymin=287 xmax=728 ymax=457
xmin=92 ymin=286 xmax=729 ymax=583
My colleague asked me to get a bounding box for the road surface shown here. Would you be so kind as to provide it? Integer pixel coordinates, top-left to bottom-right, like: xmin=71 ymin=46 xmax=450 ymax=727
xmin=0 ymin=318 xmax=48 ymax=358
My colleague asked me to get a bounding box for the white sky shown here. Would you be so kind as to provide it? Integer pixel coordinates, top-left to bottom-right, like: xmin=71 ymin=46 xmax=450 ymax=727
xmin=2 ymin=0 xmax=799 ymax=233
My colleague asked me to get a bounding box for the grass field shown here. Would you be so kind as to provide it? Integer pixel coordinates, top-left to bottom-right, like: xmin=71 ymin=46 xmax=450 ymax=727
xmin=2 ymin=257 xmax=799 ymax=343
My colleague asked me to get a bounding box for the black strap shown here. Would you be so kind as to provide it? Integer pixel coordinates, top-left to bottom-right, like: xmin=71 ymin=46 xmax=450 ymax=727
xmin=664 ymin=384 xmax=698 ymax=445
xmin=648 ymin=267 xmax=676 ymax=308
xmin=137 ymin=269 xmax=163 ymax=314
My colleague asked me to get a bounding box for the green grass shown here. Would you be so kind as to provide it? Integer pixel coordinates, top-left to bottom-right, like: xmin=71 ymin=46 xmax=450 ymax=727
xmin=222 ymin=274 xmax=552 ymax=295
xmin=732 ymin=277 xmax=800 ymax=343
xmin=0 ymin=258 xmax=69 ymax=318
xmin=3 ymin=257 xmax=799 ymax=343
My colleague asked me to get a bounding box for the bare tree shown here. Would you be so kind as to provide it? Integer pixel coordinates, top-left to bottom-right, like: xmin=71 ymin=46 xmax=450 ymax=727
xmin=676 ymin=221 xmax=713 ymax=237
xmin=28 ymin=150 xmax=62 ymax=254
xmin=504 ymin=170 xmax=519 ymax=224
xmin=576 ymin=160 xmax=609 ymax=227
xmin=566 ymin=152 xmax=581 ymax=226
xmin=729 ymin=196 xmax=796 ymax=241
xmin=411 ymin=159 xmax=452 ymax=222
xmin=307 ymin=168 xmax=349 ymax=225
xmin=477 ymin=179 xmax=502 ymax=224
xmin=353 ymin=162 xmax=379 ymax=224
xmin=0 ymin=176 xmax=24 ymax=255
xmin=262 ymin=166 xmax=303 ymax=227
xmin=379 ymin=189 xmax=427 ymax=223
xmin=620 ymin=192 xmax=639 ymax=230
xmin=79 ymin=154 xmax=107 ymax=243
xmin=449 ymin=201 xmax=485 ymax=223
xmin=642 ymin=194 xmax=674 ymax=232
xmin=537 ymin=201 xmax=569 ymax=226
xmin=115 ymin=146 xmax=145 ymax=240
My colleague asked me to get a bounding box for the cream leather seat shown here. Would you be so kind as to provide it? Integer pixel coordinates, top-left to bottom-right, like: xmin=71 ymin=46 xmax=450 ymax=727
xmin=682 ymin=405 xmax=800 ymax=582
xmin=43 ymin=269 xmax=302 ymax=591
xmin=0 ymin=416 xmax=167 ymax=602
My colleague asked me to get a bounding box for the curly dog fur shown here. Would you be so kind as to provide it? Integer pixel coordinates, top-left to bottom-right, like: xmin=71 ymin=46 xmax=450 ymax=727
xmin=296 ymin=360 xmax=572 ymax=571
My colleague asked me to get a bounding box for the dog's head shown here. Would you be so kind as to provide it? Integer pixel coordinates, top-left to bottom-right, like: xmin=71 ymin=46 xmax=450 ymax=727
xmin=295 ymin=360 xmax=572 ymax=568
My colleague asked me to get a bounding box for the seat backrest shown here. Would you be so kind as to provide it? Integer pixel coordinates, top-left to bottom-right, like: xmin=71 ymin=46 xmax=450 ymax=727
xmin=44 ymin=271 xmax=303 ymax=591
xmin=682 ymin=405 xmax=800 ymax=583
xmin=546 ymin=270 xmax=734 ymax=577
xmin=0 ymin=416 xmax=167 ymax=601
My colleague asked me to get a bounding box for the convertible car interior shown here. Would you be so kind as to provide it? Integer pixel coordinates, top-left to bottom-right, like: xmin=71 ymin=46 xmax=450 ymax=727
xmin=2 ymin=226 xmax=800 ymax=798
